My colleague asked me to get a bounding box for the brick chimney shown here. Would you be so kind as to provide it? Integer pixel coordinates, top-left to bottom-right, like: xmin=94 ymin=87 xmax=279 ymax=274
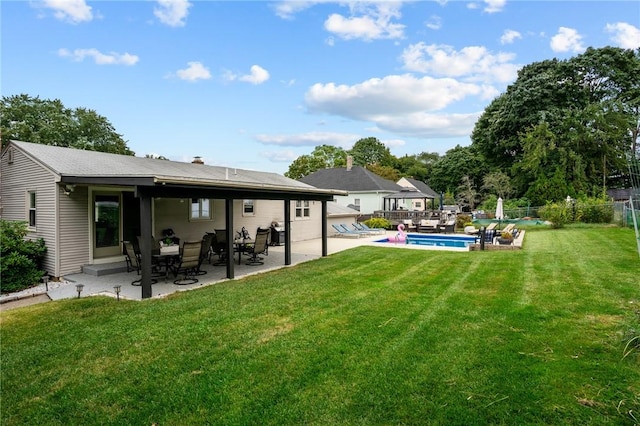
xmin=192 ymin=156 xmax=204 ymax=164
xmin=346 ymin=155 xmax=353 ymax=171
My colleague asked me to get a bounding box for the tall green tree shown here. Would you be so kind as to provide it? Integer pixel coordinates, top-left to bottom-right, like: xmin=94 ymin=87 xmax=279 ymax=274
xmin=348 ymin=137 xmax=393 ymax=167
xmin=1 ymin=94 xmax=134 ymax=155
xmin=285 ymin=144 xmax=347 ymax=179
xmin=471 ymin=47 xmax=640 ymax=201
xmin=428 ymin=145 xmax=486 ymax=195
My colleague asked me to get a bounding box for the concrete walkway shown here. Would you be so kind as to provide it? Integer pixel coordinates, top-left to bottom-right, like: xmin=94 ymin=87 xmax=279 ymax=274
xmin=1 ymin=234 xmax=386 ymax=307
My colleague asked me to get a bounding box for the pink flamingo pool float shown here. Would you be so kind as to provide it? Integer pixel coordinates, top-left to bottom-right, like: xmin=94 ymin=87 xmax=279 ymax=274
xmin=387 ymin=223 xmax=406 ymax=243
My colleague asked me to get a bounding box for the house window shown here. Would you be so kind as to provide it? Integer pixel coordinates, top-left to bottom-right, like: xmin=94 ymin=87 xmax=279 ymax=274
xmin=295 ymin=200 xmax=310 ymax=218
xmin=7 ymin=148 xmax=13 ymax=164
xmin=243 ymin=200 xmax=255 ymax=216
xmin=415 ymin=201 xmax=422 ymax=208
xmin=190 ymin=198 xmax=211 ymax=221
xmin=28 ymin=191 xmax=36 ymax=228
xmin=354 ymin=198 xmax=360 ymax=206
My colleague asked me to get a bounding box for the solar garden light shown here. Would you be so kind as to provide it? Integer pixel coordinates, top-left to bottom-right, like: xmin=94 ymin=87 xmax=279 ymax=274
xmin=42 ymin=275 xmax=49 ymax=291
xmin=114 ymin=285 xmax=121 ymax=301
xmin=76 ymin=284 xmax=84 ymax=299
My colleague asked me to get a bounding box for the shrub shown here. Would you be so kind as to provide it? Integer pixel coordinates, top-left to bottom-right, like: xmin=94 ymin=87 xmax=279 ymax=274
xmin=456 ymin=214 xmax=471 ymax=230
xmin=538 ymin=202 xmax=570 ymax=229
xmin=0 ymin=220 xmax=47 ymax=293
xmin=365 ymin=217 xmax=390 ymax=230
xmin=575 ymin=198 xmax=614 ymax=223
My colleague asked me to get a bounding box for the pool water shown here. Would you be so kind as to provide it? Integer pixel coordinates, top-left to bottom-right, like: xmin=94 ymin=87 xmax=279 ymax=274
xmin=375 ymin=233 xmax=477 ymax=249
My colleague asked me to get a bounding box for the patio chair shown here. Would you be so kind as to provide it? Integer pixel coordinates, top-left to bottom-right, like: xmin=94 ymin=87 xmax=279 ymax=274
xmin=123 ymin=241 xmax=141 ymax=275
xmin=331 ymin=224 xmax=361 ymax=238
xmin=124 ymin=241 xmax=158 ymax=286
xmin=417 ymin=219 xmax=440 ymax=233
xmin=173 ymin=241 xmax=202 ymax=285
xmin=195 ymin=233 xmax=215 ymax=275
xmin=245 ymin=228 xmax=271 ymax=265
xmin=211 ymin=229 xmax=228 ymax=266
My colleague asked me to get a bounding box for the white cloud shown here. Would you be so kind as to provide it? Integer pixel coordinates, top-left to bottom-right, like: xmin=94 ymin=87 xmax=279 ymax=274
xmin=484 ymin=0 xmax=506 ymax=13
xmin=500 ymin=29 xmax=521 ymax=44
xmin=324 ymin=3 xmax=405 ymax=41
xmin=260 ymin=150 xmax=299 ymax=163
xmin=375 ymin=112 xmax=482 ymax=138
xmin=605 ymin=22 xmax=640 ymax=49
xmin=42 ymin=0 xmax=93 ymax=23
xmin=425 ymin=15 xmax=442 ymax=30
xmin=550 ymin=27 xmax=585 ymax=53
xmin=240 ymin=65 xmax=270 ymax=84
xmin=273 ymin=0 xmax=326 ymax=19
xmin=225 ymin=65 xmax=270 ymax=85
xmin=305 ymin=74 xmax=481 ymax=118
xmin=303 ymin=73 xmax=494 ymax=139
xmin=154 ymin=0 xmax=191 ymax=27
xmin=255 ymin=132 xmax=362 ymax=149
xmin=400 ymin=43 xmax=519 ymax=84
xmin=57 ymin=48 xmax=139 ymax=65
xmin=383 ymin=139 xmax=406 ymax=148
xmin=176 ymin=61 xmax=211 ymax=81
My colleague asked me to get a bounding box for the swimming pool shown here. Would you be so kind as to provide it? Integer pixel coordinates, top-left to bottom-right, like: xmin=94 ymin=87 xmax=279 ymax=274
xmin=374 ymin=233 xmax=478 ymax=250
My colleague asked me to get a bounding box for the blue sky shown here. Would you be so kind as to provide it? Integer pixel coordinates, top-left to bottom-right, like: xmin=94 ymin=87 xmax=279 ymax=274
xmin=2 ymin=1 xmax=639 ymax=175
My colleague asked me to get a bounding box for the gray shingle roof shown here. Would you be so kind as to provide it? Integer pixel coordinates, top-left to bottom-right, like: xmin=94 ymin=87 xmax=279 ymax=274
xmin=403 ymin=178 xmax=439 ymax=198
xmin=9 ymin=140 xmax=323 ymax=192
xmin=299 ymin=166 xmax=402 ymax=192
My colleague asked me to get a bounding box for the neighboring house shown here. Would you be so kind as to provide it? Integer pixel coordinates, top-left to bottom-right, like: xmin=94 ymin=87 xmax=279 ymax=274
xmin=1 ymin=141 xmax=343 ymax=297
xmin=326 ymin=202 xmax=361 ymax=231
xmin=397 ymin=177 xmax=440 ymax=211
xmin=299 ymin=164 xmax=403 ymax=214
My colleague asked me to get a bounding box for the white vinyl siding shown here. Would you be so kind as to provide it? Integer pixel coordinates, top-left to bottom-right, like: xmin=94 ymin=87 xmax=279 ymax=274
xmin=0 ymin=147 xmax=59 ymax=276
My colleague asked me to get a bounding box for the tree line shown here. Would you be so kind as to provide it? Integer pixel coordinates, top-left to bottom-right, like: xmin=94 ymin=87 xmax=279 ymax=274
xmin=288 ymin=47 xmax=640 ymax=208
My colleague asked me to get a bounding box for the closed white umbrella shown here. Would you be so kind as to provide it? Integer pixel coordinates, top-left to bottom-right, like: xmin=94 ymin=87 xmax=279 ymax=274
xmin=495 ymin=197 xmax=504 ymax=223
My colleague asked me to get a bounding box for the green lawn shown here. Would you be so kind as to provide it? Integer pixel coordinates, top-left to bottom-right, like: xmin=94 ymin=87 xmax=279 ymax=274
xmin=1 ymin=226 xmax=639 ymax=425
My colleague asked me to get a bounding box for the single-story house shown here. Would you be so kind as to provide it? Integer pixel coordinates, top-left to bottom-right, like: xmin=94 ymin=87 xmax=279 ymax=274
xmin=0 ymin=140 xmax=344 ymax=298
xmin=299 ymin=163 xmax=403 ymax=214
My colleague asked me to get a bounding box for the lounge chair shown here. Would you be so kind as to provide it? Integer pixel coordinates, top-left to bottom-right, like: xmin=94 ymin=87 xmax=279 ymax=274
xmin=331 ymin=224 xmax=361 ymax=238
xmin=340 ymin=224 xmax=372 ymax=235
xmin=464 ymin=225 xmax=480 ymax=235
xmin=485 ymin=222 xmax=498 ymax=231
xmin=355 ymin=223 xmax=385 ymax=234
xmin=439 ymin=220 xmax=456 ymax=233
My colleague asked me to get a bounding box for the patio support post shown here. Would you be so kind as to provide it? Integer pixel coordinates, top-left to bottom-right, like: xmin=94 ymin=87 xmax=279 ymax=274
xmin=321 ymin=200 xmax=328 ymax=257
xmin=284 ymin=200 xmax=291 ymax=265
xmin=138 ymin=190 xmax=153 ymax=299
xmin=225 ymin=198 xmax=234 ymax=279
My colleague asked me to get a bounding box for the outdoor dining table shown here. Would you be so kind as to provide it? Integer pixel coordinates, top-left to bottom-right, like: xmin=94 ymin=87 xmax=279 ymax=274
xmin=153 ymin=253 xmax=180 ymax=282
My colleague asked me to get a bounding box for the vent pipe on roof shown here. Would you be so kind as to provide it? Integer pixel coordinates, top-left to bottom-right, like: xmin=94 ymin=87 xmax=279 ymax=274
xmin=225 ymin=168 xmax=229 ymax=180
xmin=192 ymin=156 xmax=204 ymax=164
xmin=346 ymin=155 xmax=353 ymax=171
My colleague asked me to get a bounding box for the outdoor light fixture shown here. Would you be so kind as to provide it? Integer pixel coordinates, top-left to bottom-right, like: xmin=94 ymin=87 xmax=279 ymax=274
xmin=114 ymin=285 xmax=121 ymax=301
xmin=76 ymin=284 xmax=84 ymax=299
xmin=63 ymin=184 xmax=76 ymax=196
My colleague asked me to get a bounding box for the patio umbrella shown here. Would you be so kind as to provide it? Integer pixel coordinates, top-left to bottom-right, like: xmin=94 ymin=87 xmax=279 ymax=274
xmin=495 ymin=197 xmax=504 ymax=228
